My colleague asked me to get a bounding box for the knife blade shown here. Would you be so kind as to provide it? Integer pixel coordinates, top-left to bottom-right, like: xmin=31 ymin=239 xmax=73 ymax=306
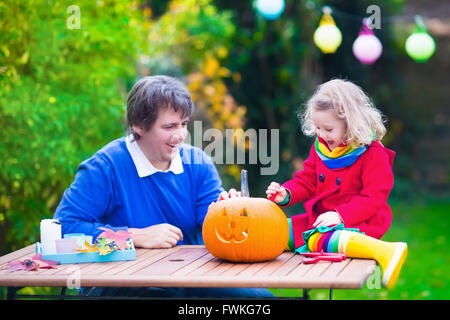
xmin=240 ymin=169 xmax=250 ymax=197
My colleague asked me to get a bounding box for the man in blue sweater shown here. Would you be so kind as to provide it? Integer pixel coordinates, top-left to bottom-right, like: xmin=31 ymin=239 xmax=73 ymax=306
xmin=54 ymin=75 xmax=273 ymax=298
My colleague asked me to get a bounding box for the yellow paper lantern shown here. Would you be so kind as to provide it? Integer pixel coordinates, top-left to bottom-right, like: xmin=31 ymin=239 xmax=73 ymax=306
xmin=313 ymin=7 xmax=342 ymax=54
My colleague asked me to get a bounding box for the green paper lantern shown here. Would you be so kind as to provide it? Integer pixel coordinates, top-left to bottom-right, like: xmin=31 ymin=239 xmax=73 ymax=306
xmin=405 ymin=15 xmax=436 ymax=62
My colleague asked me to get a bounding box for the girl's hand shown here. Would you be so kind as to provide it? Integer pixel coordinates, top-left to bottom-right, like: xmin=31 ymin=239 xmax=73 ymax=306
xmin=266 ymin=182 xmax=288 ymax=203
xmin=217 ymin=188 xmax=241 ymax=201
xmin=312 ymin=211 xmax=343 ymax=228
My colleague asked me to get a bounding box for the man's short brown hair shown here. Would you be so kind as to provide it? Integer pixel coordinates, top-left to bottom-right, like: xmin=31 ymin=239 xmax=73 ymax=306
xmin=126 ymin=75 xmax=194 ymax=140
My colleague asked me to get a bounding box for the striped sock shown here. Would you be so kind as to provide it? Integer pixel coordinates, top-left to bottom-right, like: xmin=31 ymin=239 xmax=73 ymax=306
xmin=307 ymin=230 xmax=355 ymax=253
xmin=307 ymin=229 xmax=408 ymax=289
xmin=286 ymin=218 xmax=295 ymax=251
xmin=287 ymin=224 xmax=349 ymax=253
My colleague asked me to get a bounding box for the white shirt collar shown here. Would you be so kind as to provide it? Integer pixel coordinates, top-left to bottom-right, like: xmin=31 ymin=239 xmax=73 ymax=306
xmin=125 ymin=135 xmax=184 ymax=177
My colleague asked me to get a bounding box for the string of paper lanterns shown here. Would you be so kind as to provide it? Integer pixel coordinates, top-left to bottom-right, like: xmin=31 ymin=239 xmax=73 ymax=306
xmin=314 ymin=7 xmax=436 ymax=64
xmin=253 ymin=1 xmax=437 ymax=64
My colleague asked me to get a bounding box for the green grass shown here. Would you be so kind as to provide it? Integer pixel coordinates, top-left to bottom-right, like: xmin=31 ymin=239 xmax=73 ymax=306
xmin=270 ymin=197 xmax=450 ymax=300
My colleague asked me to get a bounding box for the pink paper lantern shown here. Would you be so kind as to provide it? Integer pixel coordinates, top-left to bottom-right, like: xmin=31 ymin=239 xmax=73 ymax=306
xmin=352 ymin=19 xmax=383 ymax=65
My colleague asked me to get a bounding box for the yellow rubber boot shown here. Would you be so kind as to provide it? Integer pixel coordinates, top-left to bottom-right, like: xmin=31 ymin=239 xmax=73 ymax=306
xmin=339 ymin=231 xmax=407 ymax=289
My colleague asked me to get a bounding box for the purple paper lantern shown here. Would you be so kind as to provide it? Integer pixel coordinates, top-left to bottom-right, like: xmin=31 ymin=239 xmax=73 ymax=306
xmin=352 ymin=19 xmax=383 ymax=65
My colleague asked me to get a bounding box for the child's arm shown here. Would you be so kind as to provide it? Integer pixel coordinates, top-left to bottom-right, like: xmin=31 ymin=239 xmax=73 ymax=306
xmin=266 ymin=182 xmax=289 ymax=203
xmin=312 ymin=211 xmax=343 ymax=227
xmin=335 ymin=146 xmax=394 ymax=226
xmin=279 ymin=144 xmax=317 ymax=206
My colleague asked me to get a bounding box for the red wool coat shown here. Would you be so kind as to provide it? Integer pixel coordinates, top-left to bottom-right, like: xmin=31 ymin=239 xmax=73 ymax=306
xmin=281 ymin=141 xmax=395 ymax=249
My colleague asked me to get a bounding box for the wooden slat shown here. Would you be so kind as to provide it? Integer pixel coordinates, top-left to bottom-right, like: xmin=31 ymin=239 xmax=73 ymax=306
xmin=295 ymin=259 xmax=353 ymax=289
xmin=135 ymin=247 xmax=207 ymax=276
xmin=6 ymin=248 xmax=146 ymax=277
xmin=0 ymin=245 xmax=35 ymax=266
xmin=219 ymin=262 xmax=252 ymax=277
xmin=187 ymin=257 xmax=222 ymax=276
xmin=331 ymin=258 xmax=377 ymax=288
xmin=100 ymin=249 xmax=159 ymax=275
xmin=235 ymin=261 xmax=267 ymax=277
xmin=284 ymin=260 xmax=314 ymax=278
xmin=170 ymin=251 xmax=215 ymax=276
xmin=119 ymin=247 xmax=179 ymax=275
xmin=300 ymin=261 xmax=329 ymax=277
xmin=203 ymin=261 xmax=235 ymax=276
xmin=21 ymin=262 xmax=78 ymax=276
xmin=34 ymin=252 xmax=129 ymax=276
xmin=0 ymin=245 xmax=37 ymax=275
xmin=75 ymin=248 xmax=150 ymax=275
xmin=315 ymin=259 xmax=352 ymax=279
xmin=252 ymin=252 xmax=293 ymax=277
xmin=270 ymin=254 xmax=304 ymax=276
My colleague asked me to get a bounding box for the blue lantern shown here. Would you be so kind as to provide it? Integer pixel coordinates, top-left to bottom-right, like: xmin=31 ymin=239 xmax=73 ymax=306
xmin=255 ymin=0 xmax=285 ymax=20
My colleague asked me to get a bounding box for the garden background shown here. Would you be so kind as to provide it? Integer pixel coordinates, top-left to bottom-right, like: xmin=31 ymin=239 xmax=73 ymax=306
xmin=0 ymin=0 xmax=448 ymax=299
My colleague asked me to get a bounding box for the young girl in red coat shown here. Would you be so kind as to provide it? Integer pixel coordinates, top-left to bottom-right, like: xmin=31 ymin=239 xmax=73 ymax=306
xmin=266 ymin=79 xmax=407 ymax=288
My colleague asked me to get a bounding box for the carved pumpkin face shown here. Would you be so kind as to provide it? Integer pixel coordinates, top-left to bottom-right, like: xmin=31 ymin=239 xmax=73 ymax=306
xmin=214 ymin=208 xmax=249 ymax=244
xmin=202 ymin=197 xmax=289 ymax=262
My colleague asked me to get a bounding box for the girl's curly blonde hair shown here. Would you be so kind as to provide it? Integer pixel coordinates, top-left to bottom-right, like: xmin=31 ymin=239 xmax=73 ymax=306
xmin=299 ymin=79 xmax=386 ymax=148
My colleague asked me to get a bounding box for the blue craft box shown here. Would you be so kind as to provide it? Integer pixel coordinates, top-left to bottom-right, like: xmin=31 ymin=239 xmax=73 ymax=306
xmin=35 ymin=240 xmax=136 ymax=264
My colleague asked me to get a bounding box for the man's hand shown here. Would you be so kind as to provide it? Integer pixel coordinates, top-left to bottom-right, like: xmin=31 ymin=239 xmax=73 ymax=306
xmin=217 ymin=188 xmax=241 ymax=201
xmin=312 ymin=211 xmax=343 ymax=228
xmin=128 ymin=223 xmax=183 ymax=249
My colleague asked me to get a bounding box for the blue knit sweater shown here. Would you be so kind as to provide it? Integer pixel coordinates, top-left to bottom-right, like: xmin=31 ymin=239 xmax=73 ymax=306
xmin=53 ymin=137 xmax=223 ymax=245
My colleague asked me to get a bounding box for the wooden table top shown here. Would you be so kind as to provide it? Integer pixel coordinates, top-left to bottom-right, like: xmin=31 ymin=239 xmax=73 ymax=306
xmin=0 ymin=245 xmax=376 ymax=289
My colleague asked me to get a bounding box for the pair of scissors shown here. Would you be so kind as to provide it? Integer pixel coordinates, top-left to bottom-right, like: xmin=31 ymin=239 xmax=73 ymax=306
xmin=300 ymin=250 xmax=346 ymax=264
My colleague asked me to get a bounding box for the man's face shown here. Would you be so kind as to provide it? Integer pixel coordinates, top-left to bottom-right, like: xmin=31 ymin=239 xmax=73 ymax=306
xmin=133 ymin=108 xmax=189 ymax=170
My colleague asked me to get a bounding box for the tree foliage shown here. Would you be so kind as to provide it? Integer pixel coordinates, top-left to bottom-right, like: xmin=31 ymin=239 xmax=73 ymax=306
xmin=143 ymin=0 xmax=246 ymax=184
xmin=0 ymin=0 xmax=149 ymax=253
xmin=0 ymin=0 xmax=243 ymax=253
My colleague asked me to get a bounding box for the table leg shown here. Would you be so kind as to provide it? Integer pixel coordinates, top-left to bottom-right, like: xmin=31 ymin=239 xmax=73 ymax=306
xmin=7 ymin=287 xmax=20 ymax=300
xmin=301 ymin=289 xmax=310 ymax=300
xmin=60 ymin=287 xmax=66 ymax=300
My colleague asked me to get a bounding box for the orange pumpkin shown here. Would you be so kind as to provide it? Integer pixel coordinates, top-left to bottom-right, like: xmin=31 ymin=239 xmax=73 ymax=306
xmin=202 ymin=197 xmax=289 ymax=262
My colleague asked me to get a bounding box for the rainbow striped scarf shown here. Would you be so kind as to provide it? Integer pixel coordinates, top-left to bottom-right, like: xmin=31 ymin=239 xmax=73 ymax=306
xmin=314 ymin=136 xmax=371 ymax=169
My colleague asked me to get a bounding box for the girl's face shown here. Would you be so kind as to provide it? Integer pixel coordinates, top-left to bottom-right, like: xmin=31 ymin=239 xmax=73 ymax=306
xmin=311 ymin=108 xmax=347 ymax=150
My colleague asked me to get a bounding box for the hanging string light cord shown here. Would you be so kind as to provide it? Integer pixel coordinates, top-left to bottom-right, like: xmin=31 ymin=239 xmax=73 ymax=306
xmin=310 ymin=5 xmax=421 ymax=25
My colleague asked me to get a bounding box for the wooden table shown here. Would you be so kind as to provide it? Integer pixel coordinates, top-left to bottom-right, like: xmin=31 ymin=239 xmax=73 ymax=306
xmin=0 ymin=244 xmax=376 ymax=299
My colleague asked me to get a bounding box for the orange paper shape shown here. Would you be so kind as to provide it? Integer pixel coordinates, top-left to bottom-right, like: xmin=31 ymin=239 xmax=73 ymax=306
xmin=76 ymin=241 xmax=99 ymax=253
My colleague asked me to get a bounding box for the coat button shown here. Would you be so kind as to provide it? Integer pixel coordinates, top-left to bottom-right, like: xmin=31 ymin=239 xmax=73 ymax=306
xmin=319 ymin=174 xmax=325 ymax=183
xmin=336 ymin=177 xmax=341 ymax=185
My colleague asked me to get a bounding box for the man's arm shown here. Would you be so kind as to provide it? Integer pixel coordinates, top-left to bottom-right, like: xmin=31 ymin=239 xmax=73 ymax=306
xmin=53 ymin=156 xmax=126 ymax=239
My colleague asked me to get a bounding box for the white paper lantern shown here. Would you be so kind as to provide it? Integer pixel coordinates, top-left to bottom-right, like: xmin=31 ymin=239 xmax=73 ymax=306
xmin=255 ymin=0 xmax=285 ymax=20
